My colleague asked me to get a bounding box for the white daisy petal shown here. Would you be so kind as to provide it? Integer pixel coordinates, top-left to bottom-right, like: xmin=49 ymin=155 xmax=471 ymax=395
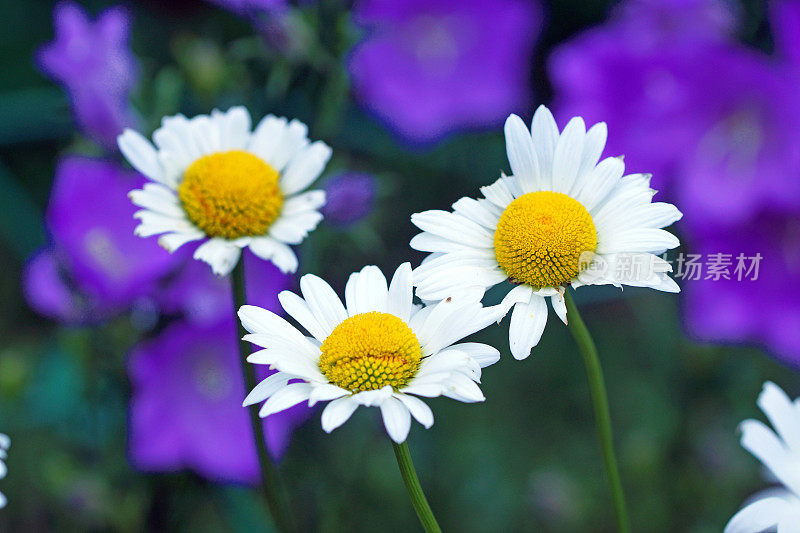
xmin=552 ymin=116 xmax=586 ymax=195
xmin=452 ymin=197 xmax=500 ymax=230
xmin=597 ymin=228 xmax=680 ymax=255
xmin=504 ymin=114 xmax=540 ymax=193
xmin=282 ymin=190 xmax=327 ymax=216
xmin=551 ymin=290 xmax=568 ymax=325
xmin=213 ymin=106 xmax=251 ymax=150
xmin=299 ymin=274 xmax=348 ymax=337
xmin=411 ymin=210 xmax=495 ymax=249
xmin=247 ymin=349 xmax=324 ymax=382
xmin=321 ymin=396 xmax=359 ymax=433
xmin=573 ymin=121 xmax=607 ymax=195
xmin=575 ymin=156 xmax=625 ymax=210
xmin=158 ymin=231 xmax=205 ymax=252
xmin=447 ymin=343 xmax=501 ymax=368
xmin=480 ymin=177 xmax=516 ymax=209
xmin=243 ymin=372 xmax=291 ymax=406
xmin=128 ymin=188 xmax=184 ymax=218
xmin=269 ymin=211 xmax=323 ymax=244
xmin=191 ymin=115 xmax=222 ymax=154
xmin=353 ymin=385 xmax=394 ymax=407
xmin=394 ymin=393 xmax=434 ymax=428
xmin=759 ymin=382 xmax=800 ymax=455
xmin=509 ymin=296 xmax=548 ymax=360
xmin=724 ymin=384 xmax=800 ymax=531
xmin=725 ymin=496 xmax=787 ymax=533
xmin=248 ymin=115 xmax=287 ymax=161
xmin=193 ymin=238 xmax=241 ymax=276
xmin=308 ymin=383 xmax=350 ymax=407
xmin=266 ymin=119 xmax=310 ymax=171
xmin=346 ymin=265 xmax=389 ymax=315
xmin=441 ymin=373 xmax=486 ymax=403
xmin=410 ymin=232 xmax=475 ymax=254
xmin=249 ymin=237 xmax=299 ymax=273
xmin=498 ymin=284 xmax=534 ymax=315
xmin=280 ymin=141 xmax=332 ymax=196
xmin=380 ymin=397 xmax=412 ymax=443
xmin=531 ymin=105 xmax=559 ymax=190
xmin=387 ymin=263 xmax=414 ymax=322
xmin=117 ymin=129 xmax=164 ymax=183
xmin=238 ymin=304 xmax=313 ymax=347
xmin=259 ymin=382 xmax=314 ymax=417
xmin=278 ymin=290 xmax=329 ymax=342
xmin=415 ymin=266 xmax=506 ymax=302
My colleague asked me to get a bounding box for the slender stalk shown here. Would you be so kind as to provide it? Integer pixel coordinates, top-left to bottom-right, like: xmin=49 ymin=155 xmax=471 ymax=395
xmin=564 ymin=290 xmax=630 ymax=533
xmin=231 ymin=261 xmax=295 ymax=533
xmin=391 ymin=440 xmax=442 ymax=533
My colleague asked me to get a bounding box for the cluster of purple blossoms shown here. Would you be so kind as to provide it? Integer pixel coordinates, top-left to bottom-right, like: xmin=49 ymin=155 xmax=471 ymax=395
xmin=24 ymin=156 xmax=311 ymax=482
xmin=29 ymin=1 xmax=380 ymax=483
xmin=550 ymin=0 xmax=800 ymax=366
xmin=37 ymin=2 xmax=139 ymax=150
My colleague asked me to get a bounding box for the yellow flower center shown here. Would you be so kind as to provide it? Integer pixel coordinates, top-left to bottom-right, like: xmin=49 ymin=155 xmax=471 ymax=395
xmin=318 ymin=312 xmax=422 ymax=393
xmin=494 ymin=191 xmax=597 ymax=288
xmin=177 ymin=150 xmax=283 ymax=240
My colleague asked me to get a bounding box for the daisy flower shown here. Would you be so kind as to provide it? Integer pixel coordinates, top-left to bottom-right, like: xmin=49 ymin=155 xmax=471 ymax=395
xmin=238 ymin=263 xmax=501 ymax=443
xmin=118 ymin=106 xmax=331 ymax=276
xmin=725 ymin=382 xmax=800 ymax=532
xmin=0 ymin=432 xmax=9 ymax=509
xmin=411 ymin=105 xmax=682 ymax=359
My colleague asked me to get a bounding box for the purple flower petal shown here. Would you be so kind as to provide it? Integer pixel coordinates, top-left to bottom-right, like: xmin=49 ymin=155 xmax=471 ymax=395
xmin=349 ymin=0 xmax=541 ymax=144
xmin=127 ymin=317 xmax=310 ymax=482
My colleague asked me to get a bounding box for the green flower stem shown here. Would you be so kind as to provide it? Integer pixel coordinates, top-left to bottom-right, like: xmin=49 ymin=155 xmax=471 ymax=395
xmin=391 ymin=440 xmax=442 ymax=533
xmin=564 ymin=290 xmax=630 ymax=533
xmin=231 ymin=261 xmax=295 ymax=533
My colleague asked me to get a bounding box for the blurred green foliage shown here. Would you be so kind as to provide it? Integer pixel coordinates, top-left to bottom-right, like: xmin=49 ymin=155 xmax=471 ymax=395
xmin=0 ymin=0 xmax=795 ymax=531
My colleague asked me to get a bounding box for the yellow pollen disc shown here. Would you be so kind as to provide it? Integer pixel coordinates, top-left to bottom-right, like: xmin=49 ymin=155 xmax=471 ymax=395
xmin=178 ymin=150 xmax=283 ymax=240
xmin=318 ymin=312 xmax=422 ymax=393
xmin=494 ymin=191 xmax=598 ymax=288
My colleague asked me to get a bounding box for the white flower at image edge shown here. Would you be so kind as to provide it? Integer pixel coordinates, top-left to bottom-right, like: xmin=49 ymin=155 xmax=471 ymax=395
xmin=725 ymin=382 xmax=800 ymax=533
xmin=239 ymin=263 xmax=502 ymax=443
xmin=0 ymin=433 xmax=9 ymax=509
xmin=410 ymin=105 xmax=682 ymax=359
xmin=119 ymin=106 xmax=331 ymax=276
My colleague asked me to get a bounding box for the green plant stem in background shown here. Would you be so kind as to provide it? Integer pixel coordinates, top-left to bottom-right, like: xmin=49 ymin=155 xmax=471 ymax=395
xmin=231 ymin=261 xmax=295 ymax=533
xmin=564 ymin=290 xmax=630 ymax=533
xmin=391 ymin=440 xmax=442 ymax=533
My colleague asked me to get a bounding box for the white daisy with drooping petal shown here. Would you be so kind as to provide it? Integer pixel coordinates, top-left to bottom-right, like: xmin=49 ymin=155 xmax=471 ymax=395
xmin=118 ymin=106 xmax=331 ymax=276
xmin=239 ymin=263 xmax=502 ymax=444
xmin=725 ymin=382 xmax=800 ymax=533
xmin=0 ymin=432 xmax=9 ymax=509
xmin=410 ymin=105 xmax=682 ymax=359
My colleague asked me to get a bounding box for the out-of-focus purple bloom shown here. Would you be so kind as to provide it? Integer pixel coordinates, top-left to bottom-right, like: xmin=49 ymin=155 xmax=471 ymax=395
xmin=46 ymin=158 xmax=179 ymax=307
xmin=349 ymin=0 xmax=541 ymax=144
xmin=771 ymin=0 xmax=800 ymax=66
xmin=683 ymin=213 xmax=800 ymax=367
xmin=23 ymin=248 xmax=114 ymax=324
xmin=23 ymin=157 xmax=180 ymax=323
xmin=550 ymin=0 xmax=800 ymax=227
xmin=321 ymin=172 xmax=376 ymax=226
xmin=127 ymin=317 xmax=308 ymax=482
xmin=157 ymin=250 xmax=292 ymax=326
xmin=37 ymin=2 xmax=138 ymax=149
xmin=551 ymin=0 xmax=800 ymax=363
xmin=206 ymin=0 xmax=285 ymax=16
